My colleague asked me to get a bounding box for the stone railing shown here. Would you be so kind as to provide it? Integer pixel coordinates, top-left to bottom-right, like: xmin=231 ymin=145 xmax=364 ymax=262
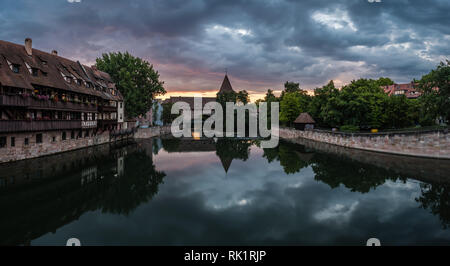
xmin=277 ymin=127 xmax=450 ymax=159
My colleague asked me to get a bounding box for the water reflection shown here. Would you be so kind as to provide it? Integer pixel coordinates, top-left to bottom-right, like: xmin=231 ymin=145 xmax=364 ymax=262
xmin=0 ymin=141 xmax=165 ymax=245
xmin=0 ymin=137 xmax=449 ymax=245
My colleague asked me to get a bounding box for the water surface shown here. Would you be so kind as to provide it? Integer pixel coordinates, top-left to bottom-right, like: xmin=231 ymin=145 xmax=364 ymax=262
xmin=1 ymin=138 xmax=449 ymax=245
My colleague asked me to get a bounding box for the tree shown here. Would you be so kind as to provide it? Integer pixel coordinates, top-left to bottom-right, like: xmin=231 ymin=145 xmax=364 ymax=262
xmin=96 ymin=52 xmax=166 ymax=118
xmin=264 ymin=89 xmax=278 ymax=102
xmin=375 ymin=77 xmax=395 ymax=86
xmin=308 ymin=80 xmax=339 ymax=126
xmin=284 ymin=81 xmax=301 ymax=93
xmin=236 ymin=90 xmax=250 ymax=105
xmin=418 ymin=60 xmax=450 ymax=123
xmin=216 ymin=91 xmax=237 ymax=107
xmin=280 ymin=92 xmax=310 ymax=125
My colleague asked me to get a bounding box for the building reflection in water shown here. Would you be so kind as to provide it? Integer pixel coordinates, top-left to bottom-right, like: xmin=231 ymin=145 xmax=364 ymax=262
xmin=0 ymin=140 xmax=165 ymax=246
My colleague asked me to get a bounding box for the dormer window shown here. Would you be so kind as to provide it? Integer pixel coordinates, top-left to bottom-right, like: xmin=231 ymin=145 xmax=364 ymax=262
xmin=77 ymin=79 xmax=82 ymax=86
xmin=6 ymin=59 xmax=20 ymax=73
xmin=26 ymin=63 xmax=38 ymax=76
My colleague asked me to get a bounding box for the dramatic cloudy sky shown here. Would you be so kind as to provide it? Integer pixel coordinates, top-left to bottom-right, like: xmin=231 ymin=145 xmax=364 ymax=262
xmin=1 ymin=0 xmax=449 ymax=100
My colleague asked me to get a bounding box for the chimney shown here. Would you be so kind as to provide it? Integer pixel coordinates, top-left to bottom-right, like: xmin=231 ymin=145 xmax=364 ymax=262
xmin=25 ymin=38 xmax=32 ymax=56
xmin=51 ymin=50 xmax=58 ymax=56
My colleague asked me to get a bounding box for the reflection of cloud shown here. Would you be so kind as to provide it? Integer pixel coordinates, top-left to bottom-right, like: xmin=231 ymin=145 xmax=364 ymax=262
xmin=67 ymin=0 xmax=81 ymax=3
xmin=314 ymin=202 xmax=359 ymax=223
xmin=32 ymin=143 xmax=450 ymax=246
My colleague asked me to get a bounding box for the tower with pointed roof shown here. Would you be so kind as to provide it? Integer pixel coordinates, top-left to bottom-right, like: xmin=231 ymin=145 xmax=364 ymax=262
xmin=218 ymin=74 xmax=236 ymax=94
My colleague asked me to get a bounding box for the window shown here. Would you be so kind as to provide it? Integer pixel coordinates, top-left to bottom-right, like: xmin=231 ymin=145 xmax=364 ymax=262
xmin=52 ymin=136 xmax=56 ymax=142
xmin=120 ymin=102 xmax=123 ymax=108
xmin=0 ymin=137 xmax=6 ymax=148
xmin=6 ymin=59 xmax=20 ymax=73
xmin=36 ymin=134 xmax=43 ymax=144
xmin=12 ymin=64 xmax=20 ymax=73
xmin=32 ymin=68 xmax=38 ymax=76
xmin=62 ymin=132 xmax=66 ymax=141
xmin=24 ymin=138 xmax=29 ymax=146
xmin=11 ymin=137 xmax=15 ymax=147
xmin=71 ymin=131 xmax=75 ymax=139
xmin=85 ymin=131 xmax=89 ymax=138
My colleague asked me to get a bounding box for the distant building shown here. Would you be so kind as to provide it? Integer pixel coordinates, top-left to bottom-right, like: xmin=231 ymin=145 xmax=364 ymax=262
xmin=294 ymin=113 xmax=315 ymax=130
xmin=382 ymin=82 xmax=421 ymax=99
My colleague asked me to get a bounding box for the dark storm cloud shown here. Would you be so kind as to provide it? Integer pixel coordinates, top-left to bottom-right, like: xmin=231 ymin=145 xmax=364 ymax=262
xmin=1 ymin=0 xmax=449 ymax=93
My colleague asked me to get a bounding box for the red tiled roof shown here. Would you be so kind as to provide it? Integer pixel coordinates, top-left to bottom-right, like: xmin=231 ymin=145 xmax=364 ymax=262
xmin=0 ymin=39 xmax=122 ymax=101
xmin=381 ymin=82 xmax=421 ymax=99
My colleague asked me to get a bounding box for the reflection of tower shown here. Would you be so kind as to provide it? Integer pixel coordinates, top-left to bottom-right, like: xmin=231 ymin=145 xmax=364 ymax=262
xmin=219 ymin=156 xmax=233 ymax=173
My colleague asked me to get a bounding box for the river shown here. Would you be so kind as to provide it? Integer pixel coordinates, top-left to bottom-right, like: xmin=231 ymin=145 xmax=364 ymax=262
xmin=0 ymin=137 xmax=449 ymax=245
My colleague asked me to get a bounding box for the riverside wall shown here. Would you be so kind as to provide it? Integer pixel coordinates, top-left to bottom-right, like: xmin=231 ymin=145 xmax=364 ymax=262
xmin=277 ymin=127 xmax=450 ymax=159
xmin=0 ymin=125 xmax=171 ymax=164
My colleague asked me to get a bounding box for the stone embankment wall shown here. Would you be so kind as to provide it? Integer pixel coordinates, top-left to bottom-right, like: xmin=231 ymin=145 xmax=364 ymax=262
xmin=0 ymin=125 xmax=171 ymax=164
xmin=134 ymin=125 xmax=171 ymax=139
xmin=1 ymin=131 xmax=111 ymax=164
xmin=278 ymin=127 xmax=450 ymax=159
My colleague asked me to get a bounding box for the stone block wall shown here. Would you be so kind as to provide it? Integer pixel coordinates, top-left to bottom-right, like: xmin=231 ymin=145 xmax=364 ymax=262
xmin=0 ymin=130 xmax=111 ymax=163
xmin=134 ymin=125 xmax=171 ymax=139
xmin=278 ymin=127 xmax=450 ymax=159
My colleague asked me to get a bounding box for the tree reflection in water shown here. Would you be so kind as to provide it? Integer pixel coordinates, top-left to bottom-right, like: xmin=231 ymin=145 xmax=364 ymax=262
xmin=417 ymin=183 xmax=450 ymax=229
xmin=99 ymin=151 xmax=166 ymax=216
xmin=0 ymin=142 xmax=165 ymax=245
xmin=263 ymin=140 xmax=450 ymax=229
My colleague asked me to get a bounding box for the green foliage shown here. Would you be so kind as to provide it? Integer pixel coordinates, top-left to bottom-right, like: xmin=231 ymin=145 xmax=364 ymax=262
xmin=216 ymin=91 xmax=237 ymax=107
xmin=279 ymin=91 xmax=310 ymax=125
xmin=302 ymin=78 xmax=426 ymax=130
xmin=96 ymin=52 xmax=166 ymax=118
xmin=284 ymin=81 xmax=301 ymax=93
xmin=384 ymin=95 xmax=418 ymax=129
xmin=375 ymin=77 xmax=395 ymax=86
xmin=418 ymin=60 xmax=450 ymax=123
xmin=339 ymin=125 xmax=360 ymax=132
xmin=236 ymin=90 xmax=250 ymax=105
xmin=264 ymin=89 xmax=278 ymax=102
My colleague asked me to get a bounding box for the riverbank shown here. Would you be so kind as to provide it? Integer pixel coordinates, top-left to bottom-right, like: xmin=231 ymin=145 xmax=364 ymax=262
xmin=0 ymin=125 xmax=171 ymax=164
xmin=278 ymin=127 xmax=450 ymax=159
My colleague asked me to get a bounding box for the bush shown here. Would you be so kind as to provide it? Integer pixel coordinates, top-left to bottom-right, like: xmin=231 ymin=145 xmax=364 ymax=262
xmin=340 ymin=125 xmax=360 ymax=132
